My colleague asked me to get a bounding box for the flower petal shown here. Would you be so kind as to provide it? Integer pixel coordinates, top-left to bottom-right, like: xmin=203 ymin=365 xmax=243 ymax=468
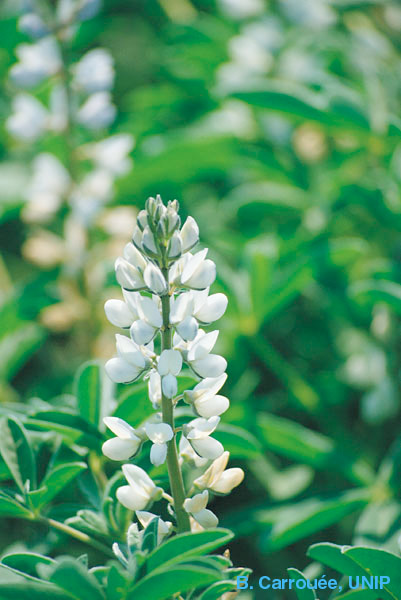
xmin=150 ymin=442 xmax=167 ymax=466
xmin=190 ymin=436 xmax=224 ymax=460
xmin=194 ymin=293 xmax=228 ymax=323
xmin=191 ymin=355 xmax=227 ymax=378
xmin=104 ymin=299 xmax=134 ymax=328
xmin=102 ymin=437 xmax=140 ymax=461
xmin=105 ymin=357 xmax=142 ymax=383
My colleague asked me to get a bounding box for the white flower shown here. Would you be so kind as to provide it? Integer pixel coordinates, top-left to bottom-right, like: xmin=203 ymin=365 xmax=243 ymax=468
xmin=194 ymin=451 xmax=244 ymax=494
xmin=144 ymin=263 xmax=167 ymax=295
xmin=78 ymin=91 xmax=116 ymax=129
xmin=23 ymin=153 xmax=70 ymax=223
xmin=180 ymin=216 xmax=199 ymax=252
xmin=145 ymin=422 xmax=173 ymax=466
xmin=168 ymin=231 xmax=183 ymax=259
xmin=73 ymin=48 xmax=114 ymax=93
xmin=142 ymin=226 xmax=158 ymax=256
xmin=179 ymin=435 xmax=208 ymax=468
xmin=186 ymin=330 xmax=227 ymax=378
xmin=124 ymin=242 xmax=148 ymax=271
xmin=102 ymin=416 xmax=143 ymax=460
xmin=115 ymin=257 xmax=146 ymax=291
xmin=7 ymin=94 xmax=47 ymax=141
xmin=82 ymin=134 xmax=134 ymax=175
xmin=184 ymin=491 xmax=218 ymax=529
xmin=136 ymin=511 xmax=173 ymax=543
xmin=192 ymin=290 xmax=228 ymax=324
xmin=170 ymin=289 xmax=228 ymax=342
xmin=180 ymin=249 xmax=216 ymax=290
xmin=10 ymin=38 xmax=61 ymax=88
xmin=184 ymin=416 xmax=224 ymax=460
xmin=184 ymin=374 xmax=229 ymax=418
xmin=105 ymin=290 xmax=139 ymax=328
xmin=18 ymin=13 xmax=49 ymax=39
xmin=148 ymin=371 xmax=162 ymax=409
xmin=116 ymin=464 xmax=162 ymax=511
xmin=105 ymin=334 xmax=149 ymax=383
xmin=130 ymin=296 xmax=162 ymax=345
xmin=158 ymin=349 xmax=182 ymax=399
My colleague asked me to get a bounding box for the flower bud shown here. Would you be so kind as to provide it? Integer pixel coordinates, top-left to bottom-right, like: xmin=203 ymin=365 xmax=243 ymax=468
xmin=144 ymin=263 xmax=167 ymax=295
xmin=132 ymin=226 xmax=143 ymax=250
xmin=168 ymin=231 xmax=182 ymax=260
xmin=137 ymin=209 xmax=148 ymax=231
xmin=142 ymin=226 xmax=159 ymax=257
xmin=181 ymin=216 xmax=199 ymax=252
xmin=115 ymin=257 xmax=145 ymax=291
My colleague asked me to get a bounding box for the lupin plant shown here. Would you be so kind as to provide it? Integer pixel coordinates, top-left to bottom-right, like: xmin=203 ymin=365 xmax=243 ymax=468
xmin=102 ymin=194 xmax=244 ymax=537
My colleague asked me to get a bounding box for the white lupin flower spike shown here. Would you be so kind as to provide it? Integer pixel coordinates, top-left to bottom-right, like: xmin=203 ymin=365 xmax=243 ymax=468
xmin=183 ymin=490 xmax=218 ymax=529
xmin=145 ymin=422 xmax=174 ymax=466
xmin=102 ymin=417 xmax=143 ymax=460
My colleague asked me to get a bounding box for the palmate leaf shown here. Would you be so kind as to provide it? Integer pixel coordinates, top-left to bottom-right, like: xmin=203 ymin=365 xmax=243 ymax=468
xmin=0 ymin=552 xmax=56 ymax=584
xmin=342 ymin=547 xmax=401 ymax=600
xmin=307 ymin=543 xmax=364 ymax=578
xmin=0 ymin=417 xmax=36 ymax=492
xmin=27 ymin=462 xmax=87 ymax=509
xmin=0 ymin=491 xmax=32 ymax=519
xmin=26 ymin=411 xmax=104 ymax=450
xmin=49 ymin=558 xmax=106 ymax=600
xmin=145 ymin=528 xmax=234 ymax=573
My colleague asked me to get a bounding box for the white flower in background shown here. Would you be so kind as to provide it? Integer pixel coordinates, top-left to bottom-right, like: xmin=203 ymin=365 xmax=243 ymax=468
xmin=184 ymin=416 xmax=224 ymax=460
xmin=48 ymin=85 xmax=68 ymax=132
xmin=136 ymin=511 xmax=173 ymax=543
xmin=157 ymin=349 xmax=182 ymax=399
xmin=184 ymin=491 xmax=218 ymax=529
xmin=148 ymin=371 xmax=162 ymax=409
xmin=184 ymin=373 xmax=229 ymax=418
xmin=105 ymin=334 xmax=150 ymax=383
xmin=179 ymin=435 xmax=208 ymax=467
xmin=73 ymin=48 xmax=114 ymax=93
xmin=180 ymin=249 xmax=216 ymax=290
xmin=194 ymin=451 xmax=244 ymax=494
xmin=18 ymin=13 xmax=50 ymax=39
xmin=10 ymin=38 xmax=61 ymax=88
xmin=185 ymin=330 xmax=227 ymax=378
xmin=102 ymin=416 xmax=144 ymax=460
xmin=22 ymin=153 xmax=70 ymax=223
xmin=218 ymin=0 xmax=265 ymax=20
xmin=116 ymin=464 xmax=163 ymax=511
xmin=145 ymin=422 xmax=173 ymax=466
xmin=6 ymin=94 xmax=48 ymax=141
xmin=144 ymin=263 xmax=167 ymax=295
xmin=81 ymin=134 xmax=134 ymax=175
xmin=130 ymin=296 xmax=162 ymax=345
xmin=77 ymin=91 xmax=116 ymax=129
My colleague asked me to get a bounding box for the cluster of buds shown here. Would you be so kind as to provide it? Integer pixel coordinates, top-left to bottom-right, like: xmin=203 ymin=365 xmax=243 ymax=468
xmin=103 ymin=195 xmax=244 ymax=536
xmin=6 ymin=0 xmax=133 ymax=225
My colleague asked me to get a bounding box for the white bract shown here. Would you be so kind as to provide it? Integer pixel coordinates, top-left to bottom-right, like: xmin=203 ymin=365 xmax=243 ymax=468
xmin=184 ymin=491 xmax=218 ymax=529
xmin=102 ymin=196 xmax=243 ymax=540
xmin=103 ymin=417 xmax=143 ymax=460
xmin=116 ymin=464 xmax=163 ymax=511
xmin=145 ymin=422 xmax=173 ymax=466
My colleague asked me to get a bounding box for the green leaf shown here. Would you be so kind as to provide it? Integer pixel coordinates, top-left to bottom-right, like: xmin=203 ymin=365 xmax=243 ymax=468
xmin=26 ymin=411 xmax=104 ymax=450
xmin=0 ymin=492 xmax=32 ymax=519
xmin=127 ymin=565 xmax=221 ymax=600
xmin=50 ymin=558 xmax=105 ymax=600
xmin=307 ymin=543 xmax=364 ymax=578
xmin=0 ymin=583 xmax=72 ymax=599
xmin=1 ymin=553 xmax=56 ymax=583
xmin=287 ymin=569 xmax=316 ymax=599
xmin=350 ymin=280 xmax=401 ymax=316
xmin=146 ymin=529 xmax=234 ymax=573
xmin=0 ymin=323 xmax=46 ymax=381
xmin=214 ymin=424 xmax=261 ymax=459
xmin=28 ymin=462 xmax=87 ymax=509
xmin=141 ymin=517 xmax=159 ymax=554
xmin=343 ymin=546 xmax=401 ymax=600
xmin=257 ymin=414 xmax=374 ymax=485
xmin=0 ymin=417 xmax=36 ymax=492
xmin=196 ymin=580 xmax=237 ymax=599
xmin=75 ymin=361 xmax=102 ymax=427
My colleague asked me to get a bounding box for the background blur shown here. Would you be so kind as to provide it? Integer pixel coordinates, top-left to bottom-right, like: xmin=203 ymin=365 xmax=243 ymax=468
xmin=1 ymin=0 xmax=401 ymax=597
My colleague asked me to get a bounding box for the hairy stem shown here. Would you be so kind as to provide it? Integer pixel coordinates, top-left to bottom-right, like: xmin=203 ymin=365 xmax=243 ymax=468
xmin=161 ymin=267 xmax=191 ymax=533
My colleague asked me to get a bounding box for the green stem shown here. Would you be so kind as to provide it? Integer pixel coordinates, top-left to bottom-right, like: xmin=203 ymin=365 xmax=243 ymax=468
xmin=40 ymin=517 xmax=115 ymax=558
xmin=161 ymin=268 xmax=191 ymax=533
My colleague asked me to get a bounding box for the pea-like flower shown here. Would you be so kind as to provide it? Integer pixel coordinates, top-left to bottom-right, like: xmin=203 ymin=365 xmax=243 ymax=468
xmin=184 ymin=416 xmax=224 ymax=460
xmin=116 ymin=464 xmax=163 ymax=511
xmin=157 ymin=349 xmax=182 ymax=399
xmin=194 ymin=451 xmax=244 ymax=494
xmin=143 ymin=263 xmax=167 ymax=295
xmin=148 ymin=370 xmax=162 ymax=409
xmin=105 ymin=334 xmax=150 ymax=383
xmin=185 ymin=330 xmax=227 ymax=378
xmin=184 ymin=373 xmax=230 ymax=418
xmin=145 ymin=422 xmax=174 ymax=466
xmin=130 ymin=296 xmax=162 ymax=345
xmin=102 ymin=416 xmax=144 ymax=460
xmin=180 ymin=249 xmax=216 ymax=290
xmin=180 ymin=216 xmax=199 ymax=252
xmin=184 ymin=490 xmax=218 ymax=529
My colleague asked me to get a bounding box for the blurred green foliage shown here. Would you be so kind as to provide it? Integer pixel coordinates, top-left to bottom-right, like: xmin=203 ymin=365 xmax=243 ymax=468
xmin=2 ymin=0 xmax=401 ymax=598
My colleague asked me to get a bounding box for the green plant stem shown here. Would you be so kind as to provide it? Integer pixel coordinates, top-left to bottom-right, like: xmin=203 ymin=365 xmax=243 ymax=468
xmin=161 ymin=268 xmax=191 ymax=533
xmin=40 ymin=517 xmax=115 ymax=558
